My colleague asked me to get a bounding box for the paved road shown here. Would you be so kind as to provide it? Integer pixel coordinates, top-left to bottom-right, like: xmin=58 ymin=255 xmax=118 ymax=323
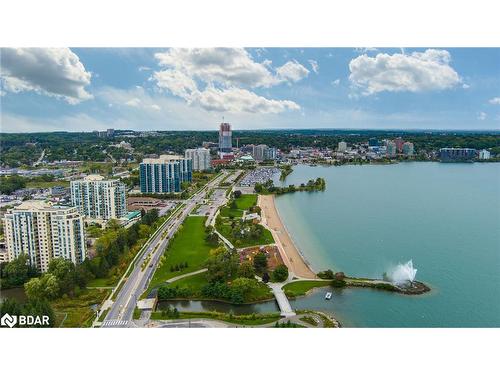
xmin=101 ymin=171 xmax=230 ymax=328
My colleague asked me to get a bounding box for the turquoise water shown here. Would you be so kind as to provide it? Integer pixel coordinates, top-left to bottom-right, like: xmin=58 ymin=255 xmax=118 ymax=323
xmin=274 ymin=162 xmax=500 ymax=327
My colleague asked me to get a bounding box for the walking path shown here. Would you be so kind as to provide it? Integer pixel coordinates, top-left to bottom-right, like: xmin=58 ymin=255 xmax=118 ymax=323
xmin=268 ymin=282 xmax=295 ymax=317
xmin=259 ymin=194 xmax=316 ymax=279
xmin=165 ymin=268 xmax=208 ymax=283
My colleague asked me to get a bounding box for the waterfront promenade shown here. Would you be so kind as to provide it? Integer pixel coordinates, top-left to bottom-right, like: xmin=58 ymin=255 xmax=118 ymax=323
xmin=259 ymin=194 xmax=316 ymax=279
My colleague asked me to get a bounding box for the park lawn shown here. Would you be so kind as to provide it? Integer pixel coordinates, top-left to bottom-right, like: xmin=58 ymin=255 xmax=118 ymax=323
xmin=170 ymin=271 xmax=209 ymax=292
xmin=219 ymin=206 xmax=243 ymax=218
xmin=216 ymin=220 xmax=274 ymax=248
xmin=51 ymin=288 xmax=109 ymax=327
xmin=243 ymin=281 xmax=274 ymax=302
xmin=282 ymin=280 xmax=331 ymax=298
xmin=166 ymin=272 xmax=272 ymax=303
xmin=25 ymin=180 xmax=70 ymax=189
xmin=147 ymin=216 xmax=216 ymax=293
xmin=234 ymin=194 xmax=257 ymax=210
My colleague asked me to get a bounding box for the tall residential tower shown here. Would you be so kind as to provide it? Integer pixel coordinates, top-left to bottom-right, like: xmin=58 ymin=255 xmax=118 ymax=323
xmin=185 ymin=148 xmax=211 ymax=171
xmin=140 ymin=155 xmax=192 ymax=193
xmin=3 ymin=201 xmax=86 ymax=272
xmin=218 ymin=122 xmax=232 ymax=154
xmin=70 ymin=175 xmax=128 ymax=221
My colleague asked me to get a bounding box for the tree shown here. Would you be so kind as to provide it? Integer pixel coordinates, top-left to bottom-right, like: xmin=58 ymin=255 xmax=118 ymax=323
xmin=205 ymin=247 xmax=239 ymax=283
xmin=253 ymin=251 xmax=268 ymax=274
xmin=317 ymin=269 xmax=334 ymax=279
xmin=272 ymin=264 xmax=289 ymax=282
xmin=2 ymin=254 xmax=38 ymax=287
xmin=237 ymin=261 xmax=255 ymax=279
xmin=262 ymin=272 xmax=270 ymax=283
xmin=24 ymin=274 xmax=60 ymax=300
xmin=47 ymin=258 xmax=79 ymax=296
xmin=22 ymin=298 xmax=55 ymax=327
xmin=0 ymin=298 xmax=23 ymax=318
xmin=234 ymin=190 xmax=242 ymax=198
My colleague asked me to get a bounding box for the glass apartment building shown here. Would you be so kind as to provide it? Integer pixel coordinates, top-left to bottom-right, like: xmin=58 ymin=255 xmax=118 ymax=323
xmin=140 ymin=155 xmax=192 ymax=193
xmin=3 ymin=201 xmax=86 ymax=272
xmin=70 ymin=175 xmax=128 ymax=221
xmin=439 ymin=148 xmax=476 ymax=162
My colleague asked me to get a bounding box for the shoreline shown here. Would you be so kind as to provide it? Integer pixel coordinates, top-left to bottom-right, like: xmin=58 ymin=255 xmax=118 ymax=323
xmin=259 ymin=194 xmax=317 ymax=279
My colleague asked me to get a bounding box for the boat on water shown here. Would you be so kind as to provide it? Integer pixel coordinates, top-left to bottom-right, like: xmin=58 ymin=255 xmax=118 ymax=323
xmin=325 ymin=292 xmax=332 ymax=300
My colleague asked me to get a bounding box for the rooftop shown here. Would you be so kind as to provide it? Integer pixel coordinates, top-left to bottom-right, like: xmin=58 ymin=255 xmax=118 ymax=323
xmin=142 ymin=154 xmax=186 ymax=164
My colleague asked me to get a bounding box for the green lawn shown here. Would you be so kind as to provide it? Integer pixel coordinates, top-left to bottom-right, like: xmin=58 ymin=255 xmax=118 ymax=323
xmin=282 ymin=280 xmax=331 ymax=298
xmin=147 ymin=216 xmax=216 ymax=293
xmin=234 ymin=194 xmax=257 ymax=210
xmin=219 ymin=207 xmax=243 ymax=218
xmin=216 ymin=219 xmax=274 ymax=248
xmin=170 ymin=271 xmax=209 ymax=292
xmin=167 ymin=272 xmax=272 ymax=303
xmin=26 ymin=180 xmax=70 ymax=189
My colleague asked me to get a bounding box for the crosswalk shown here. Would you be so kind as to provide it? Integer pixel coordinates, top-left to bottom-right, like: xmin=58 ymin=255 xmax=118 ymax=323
xmin=101 ymin=319 xmax=129 ymax=327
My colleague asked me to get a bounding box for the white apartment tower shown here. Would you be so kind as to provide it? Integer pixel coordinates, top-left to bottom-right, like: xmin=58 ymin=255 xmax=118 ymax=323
xmin=3 ymin=201 xmax=86 ymax=272
xmin=70 ymin=175 xmax=128 ymax=221
xmin=185 ymin=148 xmax=211 ymax=171
xmin=338 ymin=141 xmax=347 ymax=152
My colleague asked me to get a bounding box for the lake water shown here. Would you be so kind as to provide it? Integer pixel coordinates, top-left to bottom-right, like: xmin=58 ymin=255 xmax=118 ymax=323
xmin=274 ymin=162 xmax=500 ymax=327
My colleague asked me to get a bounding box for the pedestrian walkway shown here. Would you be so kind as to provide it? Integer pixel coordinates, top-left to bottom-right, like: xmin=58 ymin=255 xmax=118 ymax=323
xmin=269 ymin=283 xmax=296 ymax=317
xmin=101 ymin=319 xmax=129 ymax=327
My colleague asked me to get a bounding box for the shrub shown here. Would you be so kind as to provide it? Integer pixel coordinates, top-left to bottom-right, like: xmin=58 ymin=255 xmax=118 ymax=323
xmin=272 ymin=264 xmax=289 ymax=282
xmin=317 ymin=269 xmax=334 ymax=279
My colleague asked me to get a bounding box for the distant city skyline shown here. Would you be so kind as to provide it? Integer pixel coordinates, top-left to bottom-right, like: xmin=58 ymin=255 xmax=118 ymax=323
xmin=1 ymin=48 xmax=499 ymax=132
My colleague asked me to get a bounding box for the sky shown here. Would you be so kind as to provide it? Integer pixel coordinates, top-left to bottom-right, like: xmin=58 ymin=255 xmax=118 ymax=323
xmin=1 ymin=47 xmax=499 ymax=132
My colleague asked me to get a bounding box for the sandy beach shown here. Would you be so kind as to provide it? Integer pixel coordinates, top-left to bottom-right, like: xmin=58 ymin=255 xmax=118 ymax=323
xmin=259 ymin=194 xmax=317 ymax=279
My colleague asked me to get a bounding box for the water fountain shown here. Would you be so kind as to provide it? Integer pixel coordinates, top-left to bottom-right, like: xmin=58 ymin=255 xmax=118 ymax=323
xmin=389 ymin=260 xmax=417 ymax=286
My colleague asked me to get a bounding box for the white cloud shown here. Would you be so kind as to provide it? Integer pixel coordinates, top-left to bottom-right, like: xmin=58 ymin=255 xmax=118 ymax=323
xmin=349 ymin=49 xmax=461 ymax=95
xmin=125 ymin=98 xmax=141 ymax=107
xmin=152 ymin=69 xmax=198 ymax=100
xmin=276 ymin=60 xmax=310 ymax=83
xmin=138 ymin=66 xmax=151 ymax=71
xmin=191 ymin=86 xmax=300 ymax=114
xmin=331 ymin=79 xmax=340 ymax=86
xmin=462 ymin=83 xmax=470 ymax=89
xmin=0 ymin=48 xmax=92 ymax=104
xmin=477 ymin=111 xmax=487 ymax=120
xmin=152 ymin=48 xmax=303 ymax=114
xmin=154 ymin=48 xmax=279 ymax=88
xmin=488 ymin=97 xmax=500 ymax=105
xmin=308 ymin=59 xmax=319 ymax=74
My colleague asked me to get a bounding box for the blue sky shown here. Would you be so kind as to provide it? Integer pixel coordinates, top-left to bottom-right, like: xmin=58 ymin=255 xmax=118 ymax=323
xmin=1 ymin=48 xmax=499 ymax=132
